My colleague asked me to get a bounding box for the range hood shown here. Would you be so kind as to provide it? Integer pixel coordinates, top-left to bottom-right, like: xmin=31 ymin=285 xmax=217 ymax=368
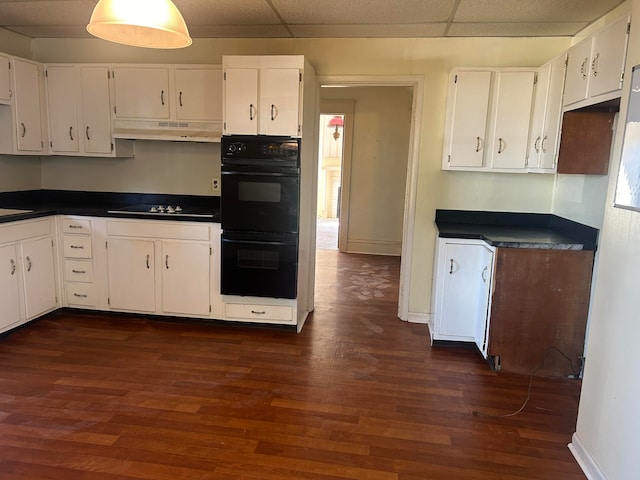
xmin=112 ymin=119 xmax=222 ymax=143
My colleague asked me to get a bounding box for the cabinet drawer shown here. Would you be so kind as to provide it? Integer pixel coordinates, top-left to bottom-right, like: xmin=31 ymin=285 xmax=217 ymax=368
xmin=63 ymin=235 xmax=92 ymax=258
xmin=62 ymin=218 xmax=92 ymax=234
xmin=66 ymin=283 xmax=95 ymax=307
xmin=224 ymin=303 xmax=294 ymax=323
xmin=64 ymin=259 xmax=94 ymax=282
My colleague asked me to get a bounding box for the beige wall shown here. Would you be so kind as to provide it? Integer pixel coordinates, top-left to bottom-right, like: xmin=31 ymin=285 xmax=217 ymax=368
xmin=0 ymin=155 xmax=41 ymax=191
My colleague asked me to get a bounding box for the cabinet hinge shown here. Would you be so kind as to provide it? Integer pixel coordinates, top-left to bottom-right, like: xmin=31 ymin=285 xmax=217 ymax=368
xmin=50 ymin=140 xmax=53 ymax=148
xmin=105 ymin=241 xmax=108 ymax=250
xmin=111 ymin=142 xmax=114 ymax=152
xmin=114 ymin=106 xmax=116 ymax=114
xmin=111 ymin=70 xmax=115 ymax=79
xmin=223 ymin=72 xmax=226 ymax=81
xmin=223 ymin=121 xmax=226 ymax=130
xmin=454 ymin=74 xmax=458 ymax=84
xmin=533 ymin=73 xmax=538 ymax=85
xmin=8 ymin=59 xmax=11 ymax=70
xmin=108 ymin=297 xmax=110 ymax=305
xmin=209 ymin=305 xmax=212 ymax=313
xmin=621 ymin=71 xmax=625 ymax=83
xmin=299 ymin=72 xmax=302 ymax=82
xmin=41 ymin=141 xmax=44 ymax=148
xmin=45 ymin=69 xmax=48 ymax=78
xmin=209 ymin=246 xmax=212 ymax=255
xmin=447 ymin=154 xmax=451 ymax=164
xmin=51 ymin=239 xmax=54 ymax=247
xmin=298 ymin=124 xmax=301 ymax=135
xmin=628 ymin=22 xmax=631 ymax=34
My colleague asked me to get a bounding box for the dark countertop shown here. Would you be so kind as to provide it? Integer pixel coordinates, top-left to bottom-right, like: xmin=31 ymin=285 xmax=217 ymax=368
xmin=435 ymin=210 xmax=598 ymax=251
xmin=0 ymin=190 xmax=220 ymax=224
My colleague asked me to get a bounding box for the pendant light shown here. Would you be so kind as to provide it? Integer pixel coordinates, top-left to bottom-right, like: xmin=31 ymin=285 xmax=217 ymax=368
xmin=87 ymin=0 xmax=192 ymax=49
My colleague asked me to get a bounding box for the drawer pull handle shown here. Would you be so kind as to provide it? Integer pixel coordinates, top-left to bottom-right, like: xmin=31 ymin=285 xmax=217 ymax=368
xmin=249 ymin=104 xmax=255 ymax=121
xmin=449 ymin=258 xmax=455 ymax=274
xmin=482 ymin=266 xmax=488 ymax=283
xmin=69 ymin=126 xmax=74 ymax=141
xmin=10 ymin=259 xmax=16 ymax=275
xmin=20 ymin=122 xmax=26 ymax=138
xmin=251 ymin=310 xmax=266 ymax=315
xmin=70 ymin=245 xmax=84 ymax=249
xmin=26 ymin=256 xmax=32 ymax=272
xmin=86 ymin=125 xmax=91 ymax=140
xmin=71 ymin=269 xmax=86 ymax=274
xmin=179 ymin=91 xmax=183 ymax=107
xmin=534 ymin=135 xmax=541 ymax=154
xmin=580 ymin=57 xmax=589 ymax=79
xmin=591 ymin=52 xmax=600 ymax=77
xmin=73 ymin=293 xmax=88 ymax=298
xmin=69 ymin=224 xmax=83 ymax=229
xmin=541 ymin=135 xmax=548 ymax=153
xmin=146 ymin=254 xmax=150 ymax=269
xmin=165 ymin=254 xmax=169 ymax=269
xmin=475 ymin=136 xmax=481 ymax=152
xmin=271 ymin=104 xmax=277 ymax=121
xmin=161 ymin=90 xmax=165 ymax=106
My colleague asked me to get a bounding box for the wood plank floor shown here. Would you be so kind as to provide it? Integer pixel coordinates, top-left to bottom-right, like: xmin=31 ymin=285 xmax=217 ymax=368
xmin=0 ymin=250 xmax=585 ymax=479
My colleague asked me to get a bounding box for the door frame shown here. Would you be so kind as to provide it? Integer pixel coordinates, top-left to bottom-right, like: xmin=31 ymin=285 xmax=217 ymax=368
xmin=316 ymin=74 xmax=424 ymax=321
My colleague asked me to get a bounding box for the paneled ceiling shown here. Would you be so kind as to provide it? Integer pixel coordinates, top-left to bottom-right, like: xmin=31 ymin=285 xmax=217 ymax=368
xmin=0 ymin=0 xmax=628 ymax=39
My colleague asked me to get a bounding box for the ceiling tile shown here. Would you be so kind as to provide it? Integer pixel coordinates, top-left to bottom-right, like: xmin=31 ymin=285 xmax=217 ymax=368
xmin=6 ymin=25 xmax=93 ymax=38
xmin=448 ymin=21 xmax=589 ymax=37
xmin=172 ymin=0 xmax=281 ymax=26
xmin=272 ymin=0 xmax=456 ymax=24
xmin=188 ymin=25 xmax=292 ymax=38
xmin=290 ymin=23 xmax=447 ymax=38
xmin=454 ymin=0 xmax=626 ymax=23
xmin=0 ymin=0 xmax=94 ymax=25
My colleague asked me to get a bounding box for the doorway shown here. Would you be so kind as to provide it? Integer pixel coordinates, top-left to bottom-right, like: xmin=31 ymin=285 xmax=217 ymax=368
xmin=314 ymin=76 xmax=423 ymax=321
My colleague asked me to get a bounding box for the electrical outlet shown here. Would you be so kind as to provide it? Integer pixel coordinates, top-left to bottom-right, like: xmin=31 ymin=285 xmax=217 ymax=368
xmin=211 ymin=177 xmax=220 ymax=193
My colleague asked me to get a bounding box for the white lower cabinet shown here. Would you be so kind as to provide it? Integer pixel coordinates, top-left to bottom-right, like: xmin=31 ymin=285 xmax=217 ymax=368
xmin=0 ymin=218 xmax=58 ymax=334
xmin=223 ymin=296 xmax=297 ymax=326
xmin=105 ymin=219 xmax=219 ymax=318
xmin=431 ymin=238 xmax=495 ymax=358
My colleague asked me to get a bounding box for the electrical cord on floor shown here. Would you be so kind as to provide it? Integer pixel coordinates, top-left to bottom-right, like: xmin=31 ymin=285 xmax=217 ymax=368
xmin=472 ymin=346 xmax=579 ymax=418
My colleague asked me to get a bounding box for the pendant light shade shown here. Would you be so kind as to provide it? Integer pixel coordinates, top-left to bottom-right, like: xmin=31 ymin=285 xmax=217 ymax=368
xmin=87 ymin=0 xmax=192 ymax=49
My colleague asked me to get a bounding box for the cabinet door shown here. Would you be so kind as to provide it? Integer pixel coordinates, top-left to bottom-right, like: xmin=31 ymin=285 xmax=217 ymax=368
xmin=175 ymin=68 xmax=222 ymax=121
xmin=563 ymin=40 xmax=592 ymax=107
xmin=107 ymin=238 xmax=155 ymax=312
xmin=13 ymin=59 xmax=44 ymax=152
xmin=20 ymin=236 xmax=57 ymax=320
xmin=589 ymin=16 xmax=630 ymax=99
xmin=445 ymin=71 xmax=492 ymax=168
xmin=529 ymin=54 xmax=566 ymax=172
xmin=223 ymin=68 xmax=259 ymax=135
xmin=46 ymin=65 xmax=80 ymax=153
xmin=0 ymin=53 xmax=11 ymax=104
xmin=437 ymin=242 xmax=493 ymax=351
xmin=113 ymin=67 xmax=170 ymax=119
xmin=489 ymin=71 xmax=535 ymax=169
xmin=81 ymin=66 xmax=113 ymax=155
xmin=260 ymin=68 xmax=301 ymax=136
xmin=0 ymin=243 xmax=21 ymax=332
xmin=161 ymin=241 xmax=210 ymax=316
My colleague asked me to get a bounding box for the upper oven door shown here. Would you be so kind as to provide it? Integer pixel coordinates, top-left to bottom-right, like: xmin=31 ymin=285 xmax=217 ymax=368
xmin=221 ymin=164 xmax=300 ymax=234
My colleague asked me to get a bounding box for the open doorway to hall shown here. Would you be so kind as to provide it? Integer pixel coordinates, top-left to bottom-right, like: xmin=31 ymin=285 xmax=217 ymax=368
xmin=316 ymin=113 xmax=344 ymax=251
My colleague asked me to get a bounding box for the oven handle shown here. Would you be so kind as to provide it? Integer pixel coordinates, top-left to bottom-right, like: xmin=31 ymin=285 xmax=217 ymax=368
xmin=221 ymin=170 xmax=298 ymax=178
xmin=222 ymin=237 xmax=297 ymax=247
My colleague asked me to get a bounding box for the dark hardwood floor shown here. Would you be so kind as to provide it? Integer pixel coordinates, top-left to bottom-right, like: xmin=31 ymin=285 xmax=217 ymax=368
xmin=0 ymin=250 xmax=585 ymax=479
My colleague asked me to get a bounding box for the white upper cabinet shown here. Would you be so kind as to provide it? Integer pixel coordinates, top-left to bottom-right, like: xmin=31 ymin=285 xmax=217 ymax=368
xmin=46 ymin=65 xmax=79 ymax=153
xmin=443 ymin=68 xmax=535 ymax=172
xmin=113 ymin=67 xmax=170 ymax=119
xmin=45 ymin=64 xmax=133 ymax=157
xmin=174 ymin=68 xmax=222 ymax=121
xmin=444 ymin=71 xmax=492 ymax=168
xmin=12 ymin=58 xmax=45 ymax=153
xmin=223 ymin=55 xmax=305 ymax=137
xmin=0 ymin=53 xmax=11 ymax=104
xmin=488 ymin=71 xmax=536 ymax=170
xmin=563 ymin=15 xmax=631 ymax=109
xmin=528 ymin=54 xmax=567 ymax=173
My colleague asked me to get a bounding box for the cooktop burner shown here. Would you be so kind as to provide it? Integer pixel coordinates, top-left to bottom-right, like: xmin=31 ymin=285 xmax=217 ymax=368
xmin=107 ymin=204 xmax=216 ymax=218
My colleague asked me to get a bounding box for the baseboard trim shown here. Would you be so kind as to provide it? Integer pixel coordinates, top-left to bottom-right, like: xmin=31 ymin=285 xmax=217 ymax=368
xmin=346 ymin=239 xmax=401 ymax=256
xmin=568 ymin=432 xmax=607 ymax=480
xmin=405 ymin=312 xmax=429 ymax=324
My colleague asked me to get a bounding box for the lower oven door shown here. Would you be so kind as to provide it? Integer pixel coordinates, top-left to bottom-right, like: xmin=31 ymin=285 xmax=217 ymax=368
xmin=221 ymin=231 xmax=298 ymax=299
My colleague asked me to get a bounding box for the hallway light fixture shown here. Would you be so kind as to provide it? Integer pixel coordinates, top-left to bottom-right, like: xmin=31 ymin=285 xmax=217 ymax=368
xmin=87 ymin=0 xmax=192 ymax=49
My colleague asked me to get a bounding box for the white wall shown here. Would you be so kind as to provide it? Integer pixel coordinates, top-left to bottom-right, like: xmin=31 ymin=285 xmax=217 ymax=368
xmin=571 ymin=1 xmax=640 ymax=478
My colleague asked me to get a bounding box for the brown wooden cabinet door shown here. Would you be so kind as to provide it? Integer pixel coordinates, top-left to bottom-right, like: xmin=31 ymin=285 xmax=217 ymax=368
xmin=557 ymin=110 xmax=615 ymax=175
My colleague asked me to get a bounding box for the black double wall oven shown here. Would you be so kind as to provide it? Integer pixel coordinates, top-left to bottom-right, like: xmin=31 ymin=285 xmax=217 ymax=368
xmin=220 ymin=136 xmax=301 ymax=299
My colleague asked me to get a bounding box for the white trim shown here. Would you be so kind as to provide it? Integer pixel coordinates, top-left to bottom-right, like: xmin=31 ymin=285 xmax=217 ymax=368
xmin=568 ymin=432 xmax=607 ymax=480
xmin=317 ymin=74 xmax=424 ymax=322
xmin=406 ymin=312 xmax=430 ymax=324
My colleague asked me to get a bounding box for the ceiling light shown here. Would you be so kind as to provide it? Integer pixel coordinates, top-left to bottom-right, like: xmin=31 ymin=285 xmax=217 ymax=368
xmin=87 ymin=0 xmax=192 ymax=49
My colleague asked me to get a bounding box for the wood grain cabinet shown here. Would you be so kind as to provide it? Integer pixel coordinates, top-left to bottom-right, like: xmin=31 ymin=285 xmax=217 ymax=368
xmin=557 ymin=110 xmax=616 ymax=175
xmin=487 ymin=248 xmax=594 ymax=377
